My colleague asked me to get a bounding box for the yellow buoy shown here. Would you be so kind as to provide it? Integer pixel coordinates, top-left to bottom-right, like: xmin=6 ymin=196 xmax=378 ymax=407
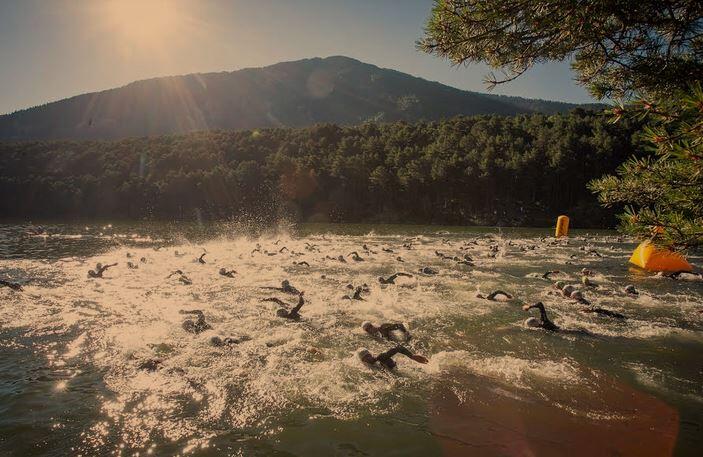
xmin=555 ymin=215 xmax=569 ymax=237
xmin=629 ymin=241 xmax=693 ymax=272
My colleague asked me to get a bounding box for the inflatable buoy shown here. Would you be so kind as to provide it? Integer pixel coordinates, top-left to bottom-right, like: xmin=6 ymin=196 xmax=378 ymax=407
xmin=555 ymin=215 xmax=569 ymax=237
xmin=629 ymin=241 xmax=693 ymax=272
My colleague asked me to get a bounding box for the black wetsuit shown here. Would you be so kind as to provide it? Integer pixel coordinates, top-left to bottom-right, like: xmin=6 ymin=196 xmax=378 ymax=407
xmin=277 ymin=294 xmax=305 ymax=320
xmin=368 ymin=346 xmax=415 ymax=369
xmin=180 ymin=310 xmax=212 ymax=334
xmin=526 ymin=302 xmax=559 ymax=331
xmin=378 ymin=273 xmax=412 ymax=284
xmin=0 ymin=279 xmax=23 ymax=291
xmin=88 ymin=263 xmax=117 ymax=278
xmin=370 ymin=323 xmax=410 ymax=341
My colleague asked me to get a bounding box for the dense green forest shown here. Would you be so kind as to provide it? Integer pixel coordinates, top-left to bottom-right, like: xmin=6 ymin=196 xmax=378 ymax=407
xmin=0 ymin=110 xmax=641 ymax=227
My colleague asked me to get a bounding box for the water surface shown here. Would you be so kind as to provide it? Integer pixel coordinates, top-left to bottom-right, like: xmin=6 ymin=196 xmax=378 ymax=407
xmin=1 ymin=222 xmax=701 ymax=456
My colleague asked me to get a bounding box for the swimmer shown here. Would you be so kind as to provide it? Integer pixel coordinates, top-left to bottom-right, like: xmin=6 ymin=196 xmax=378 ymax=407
xmin=396 ymin=256 xmax=404 ymax=263
xmin=580 ymin=307 xmax=626 ymax=319
xmin=88 ymin=262 xmax=117 ymax=278
xmin=276 ymin=293 xmax=305 ymax=320
xmin=419 ymin=266 xmax=438 ymax=275
xmin=361 ymin=321 xmax=411 ymax=342
xmin=348 ymin=251 xmax=365 ymax=262
xmin=279 ymin=246 xmax=289 ymax=253
xmin=476 ymin=290 xmax=513 ymax=301
xmin=522 ymin=302 xmax=559 ymax=331
xmin=382 ymin=247 xmax=394 ymax=253
xmin=219 ymin=268 xmax=237 ymax=278
xmin=357 ymin=346 xmax=428 ymax=369
xmin=197 ymin=253 xmax=207 ymax=264
xmin=0 ymin=279 xmax=23 ymax=291
xmin=663 ymin=271 xmax=703 ymax=280
xmin=140 ymin=257 xmax=147 ymax=263
xmin=293 ymin=261 xmax=310 ymax=267
xmin=210 ymin=335 xmax=251 ymax=347
xmin=378 ymin=272 xmax=413 ymax=284
xmin=363 ymin=244 xmax=377 ymax=254
xmin=624 ymin=284 xmax=638 ymax=295
xmin=261 ymin=280 xmax=301 ymax=295
xmin=251 ymin=244 xmax=262 ymax=255
xmin=343 ymin=286 xmax=364 ymax=300
xmin=179 ymin=310 xmax=212 ymax=334
xmin=126 ymin=261 xmax=139 ymax=269
xmin=542 ymin=270 xmax=560 ymax=279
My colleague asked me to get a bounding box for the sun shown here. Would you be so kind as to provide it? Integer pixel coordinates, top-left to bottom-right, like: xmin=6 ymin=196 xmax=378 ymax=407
xmin=97 ymin=0 xmax=191 ymax=50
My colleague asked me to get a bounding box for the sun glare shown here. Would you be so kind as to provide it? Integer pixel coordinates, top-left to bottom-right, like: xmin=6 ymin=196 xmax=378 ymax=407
xmin=98 ymin=0 xmax=190 ymax=50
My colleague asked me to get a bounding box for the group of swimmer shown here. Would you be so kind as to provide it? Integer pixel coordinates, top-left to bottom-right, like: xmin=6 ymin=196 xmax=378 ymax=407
xmin=5 ymin=232 xmax=703 ymax=372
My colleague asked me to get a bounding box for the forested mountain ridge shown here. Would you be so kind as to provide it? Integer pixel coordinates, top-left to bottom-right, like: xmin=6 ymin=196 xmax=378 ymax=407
xmin=0 ymin=111 xmax=640 ymax=226
xmin=0 ymin=56 xmax=602 ymax=140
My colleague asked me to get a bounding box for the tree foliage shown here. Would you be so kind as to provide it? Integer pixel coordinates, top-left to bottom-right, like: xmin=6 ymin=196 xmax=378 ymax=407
xmin=419 ymin=0 xmax=703 ymax=99
xmin=590 ymin=84 xmax=703 ymax=250
xmin=0 ymin=112 xmax=640 ymax=226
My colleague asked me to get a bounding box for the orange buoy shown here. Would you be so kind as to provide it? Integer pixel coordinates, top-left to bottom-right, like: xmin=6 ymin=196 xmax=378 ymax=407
xmin=629 ymin=241 xmax=693 ymax=272
xmin=555 ymin=215 xmax=570 ymax=237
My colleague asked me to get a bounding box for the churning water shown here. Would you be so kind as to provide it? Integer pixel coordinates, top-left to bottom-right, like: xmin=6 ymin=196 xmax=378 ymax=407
xmin=0 ymin=222 xmax=701 ymax=456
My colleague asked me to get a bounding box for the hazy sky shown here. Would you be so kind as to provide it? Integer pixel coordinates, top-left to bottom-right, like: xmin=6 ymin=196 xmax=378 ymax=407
xmin=0 ymin=0 xmax=594 ymax=115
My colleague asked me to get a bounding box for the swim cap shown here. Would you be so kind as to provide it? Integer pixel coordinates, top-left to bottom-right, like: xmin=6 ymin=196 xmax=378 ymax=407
xmin=356 ymin=348 xmax=371 ymax=361
xmin=554 ymin=281 xmax=565 ymax=289
xmin=276 ymin=309 xmax=288 ymax=317
xmin=361 ymin=321 xmax=373 ymax=331
xmin=524 ymin=317 xmax=540 ymax=328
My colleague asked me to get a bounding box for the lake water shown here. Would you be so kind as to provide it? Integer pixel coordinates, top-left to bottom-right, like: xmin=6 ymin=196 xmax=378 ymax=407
xmin=1 ymin=222 xmax=702 ymax=456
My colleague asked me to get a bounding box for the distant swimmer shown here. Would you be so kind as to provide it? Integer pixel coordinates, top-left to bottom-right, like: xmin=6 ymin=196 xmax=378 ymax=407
xmin=88 ymin=262 xmax=117 ymax=278
xmin=363 ymin=244 xmax=377 ymax=254
xmin=180 ymin=310 xmax=212 ymax=334
xmin=126 ymin=261 xmax=139 ymax=269
xmin=396 ymin=256 xmax=404 ymax=262
xmin=140 ymin=257 xmax=147 ymax=263
xmin=580 ymin=307 xmax=626 ymax=319
xmin=361 ymin=321 xmax=411 ymax=342
xmin=522 ymin=302 xmax=559 ymax=331
xmin=251 ymin=244 xmax=262 ymax=255
xmin=378 ymin=272 xmax=413 ymax=284
xmin=382 ymin=247 xmax=394 ymax=253
xmin=279 ymin=246 xmax=289 ymax=253
xmin=0 ymin=279 xmax=23 ymax=291
xmin=661 ymin=271 xmax=703 ymax=281
xmin=293 ymin=261 xmax=310 ymax=267
xmin=357 ymin=346 xmax=428 ymax=370
xmin=261 ymin=279 xmax=301 ymax=295
xmin=168 ymin=270 xmax=192 ymax=285
xmin=581 ymin=276 xmax=597 ymax=287
xmin=276 ymin=293 xmax=305 ymax=320
xmin=219 ymin=268 xmax=237 ymax=278
xmin=419 ymin=266 xmax=438 ymax=275
xmin=624 ymin=284 xmax=638 ymax=295
xmin=476 ymin=290 xmax=513 ymax=301
xmin=348 ymin=251 xmax=365 ymax=262
xmin=435 ymin=251 xmax=450 ymax=260
xmin=197 ymin=253 xmax=207 ymax=264
xmin=210 ymin=335 xmax=251 ymax=347
xmin=343 ymin=286 xmax=364 ymax=300
xmin=542 ymin=270 xmax=560 ymax=279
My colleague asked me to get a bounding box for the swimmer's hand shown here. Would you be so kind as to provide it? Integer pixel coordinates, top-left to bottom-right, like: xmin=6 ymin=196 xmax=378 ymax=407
xmin=521 ymin=304 xmax=531 ymax=311
xmin=410 ymin=355 xmax=429 ymax=364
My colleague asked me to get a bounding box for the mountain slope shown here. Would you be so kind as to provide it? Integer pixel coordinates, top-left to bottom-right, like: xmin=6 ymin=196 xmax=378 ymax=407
xmin=0 ymin=56 xmax=600 ymax=140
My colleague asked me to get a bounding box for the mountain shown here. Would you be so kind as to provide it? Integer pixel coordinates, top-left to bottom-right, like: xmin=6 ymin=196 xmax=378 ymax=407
xmin=0 ymin=56 xmax=602 ymax=140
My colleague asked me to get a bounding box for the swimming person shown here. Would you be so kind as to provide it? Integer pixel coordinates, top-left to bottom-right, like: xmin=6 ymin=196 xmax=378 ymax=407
xmin=210 ymin=335 xmax=251 ymax=347
xmin=197 ymin=253 xmax=207 ymax=264
xmin=180 ymin=310 xmax=212 ymax=334
xmin=88 ymin=262 xmax=117 ymax=278
xmin=219 ymin=268 xmax=237 ymax=278
xmin=542 ymin=270 xmax=560 ymax=279
xmin=378 ymin=272 xmax=413 ymax=284
xmin=276 ymin=293 xmax=305 ymax=320
xmin=419 ymin=266 xmax=438 ymax=275
xmin=522 ymin=302 xmax=559 ymax=331
xmin=261 ymin=279 xmax=301 ymax=295
xmin=348 ymin=251 xmax=365 ymax=262
xmin=343 ymin=286 xmax=364 ymax=300
xmin=357 ymin=346 xmax=428 ymax=369
xmin=361 ymin=322 xmax=411 ymax=342
xmin=0 ymin=279 xmax=23 ymax=291
xmin=476 ymin=290 xmax=513 ymax=301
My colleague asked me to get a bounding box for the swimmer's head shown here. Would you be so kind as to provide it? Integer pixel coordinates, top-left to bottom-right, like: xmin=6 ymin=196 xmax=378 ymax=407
xmin=554 ymin=281 xmax=565 ymax=290
xmin=276 ymin=309 xmax=289 ymax=318
xmin=210 ymin=336 xmax=223 ymax=347
xmin=282 ymin=279 xmax=290 ymax=286
xmin=356 ymin=348 xmax=374 ymax=364
xmin=96 ymin=262 xmax=102 ymax=269
xmin=361 ymin=321 xmax=374 ymax=333
xmin=524 ymin=317 xmax=541 ymax=328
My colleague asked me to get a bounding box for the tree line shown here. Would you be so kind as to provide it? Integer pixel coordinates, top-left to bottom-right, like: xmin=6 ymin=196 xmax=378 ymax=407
xmin=0 ymin=110 xmax=642 ymax=227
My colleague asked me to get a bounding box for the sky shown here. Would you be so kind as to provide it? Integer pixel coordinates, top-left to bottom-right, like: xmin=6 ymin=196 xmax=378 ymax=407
xmin=0 ymin=0 xmax=595 ymax=115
